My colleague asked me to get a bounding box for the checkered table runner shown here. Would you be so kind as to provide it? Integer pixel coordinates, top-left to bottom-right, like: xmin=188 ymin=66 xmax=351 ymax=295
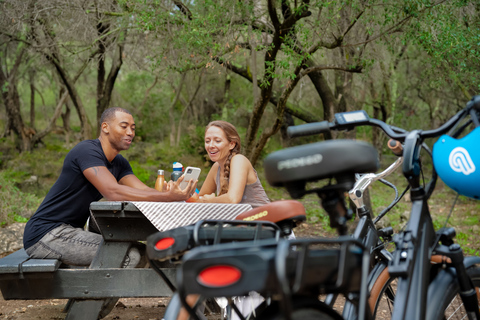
xmin=132 ymin=202 xmax=253 ymax=231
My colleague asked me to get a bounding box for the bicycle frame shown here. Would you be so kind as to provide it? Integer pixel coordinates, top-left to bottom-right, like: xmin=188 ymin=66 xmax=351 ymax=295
xmin=388 ymin=126 xmax=478 ymax=319
xmin=389 ymin=129 xmax=480 ymax=320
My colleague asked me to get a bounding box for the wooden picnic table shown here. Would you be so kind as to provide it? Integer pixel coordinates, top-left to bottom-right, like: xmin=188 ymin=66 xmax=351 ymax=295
xmin=0 ymin=201 xmax=252 ymax=320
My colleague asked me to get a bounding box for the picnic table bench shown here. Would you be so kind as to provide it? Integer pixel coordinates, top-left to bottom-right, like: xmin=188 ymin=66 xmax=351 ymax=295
xmin=0 ymin=201 xmax=179 ymax=320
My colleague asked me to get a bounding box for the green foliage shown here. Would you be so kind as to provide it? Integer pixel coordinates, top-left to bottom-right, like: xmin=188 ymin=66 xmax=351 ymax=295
xmin=129 ymin=160 xmax=154 ymax=185
xmin=0 ymin=171 xmax=43 ymax=227
xmin=403 ymin=1 xmax=480 ymax=91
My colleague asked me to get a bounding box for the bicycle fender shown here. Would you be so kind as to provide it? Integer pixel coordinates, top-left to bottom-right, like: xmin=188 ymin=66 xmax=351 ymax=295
xmin=426 ymin=268 xmax=457 ymax=319
xmin=426 ymin=260 xmax=480 ymax=320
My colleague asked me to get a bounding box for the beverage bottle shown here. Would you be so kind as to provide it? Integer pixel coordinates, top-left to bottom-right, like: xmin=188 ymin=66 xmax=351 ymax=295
xmin=171 ymin=162 xmax=184 ymax=181
xmin=155 ymin=169 xmax=165 ymax=192
xmin=187 ymin=188 xmax=200 ymax=202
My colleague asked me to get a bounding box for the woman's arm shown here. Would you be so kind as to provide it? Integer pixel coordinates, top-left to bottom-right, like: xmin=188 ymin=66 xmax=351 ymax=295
xmin=197 ymin=155 xmax=251 ymax=204
xmin=198 ymin=163 xmax=219 ymax=196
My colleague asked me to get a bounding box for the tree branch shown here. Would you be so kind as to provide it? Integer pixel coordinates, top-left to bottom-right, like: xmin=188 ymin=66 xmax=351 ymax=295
xmin=172 ymin=0 xmax=193 ymax=20
xmin=299 ymin=64 xmax=363 ymax=78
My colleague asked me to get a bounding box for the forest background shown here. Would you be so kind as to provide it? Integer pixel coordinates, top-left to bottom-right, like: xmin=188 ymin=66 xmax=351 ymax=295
xmin=1 ymin=0 xmax=479 ymax=255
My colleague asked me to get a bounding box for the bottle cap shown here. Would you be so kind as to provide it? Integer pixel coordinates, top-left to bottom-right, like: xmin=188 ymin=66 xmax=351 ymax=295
xmin=173 ymin=162 xmax=183 ymax=171
xmin=157 ymin=170 xmax=164 ymax=175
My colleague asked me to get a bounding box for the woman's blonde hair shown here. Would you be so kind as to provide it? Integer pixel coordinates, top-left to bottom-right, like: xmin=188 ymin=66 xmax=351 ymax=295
xmin=206 ymin=121 xmax=241 ymax=195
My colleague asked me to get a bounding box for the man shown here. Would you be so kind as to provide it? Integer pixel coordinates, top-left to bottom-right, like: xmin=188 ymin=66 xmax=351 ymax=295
xmin=23 ymin=107 xmax=197 ymax=266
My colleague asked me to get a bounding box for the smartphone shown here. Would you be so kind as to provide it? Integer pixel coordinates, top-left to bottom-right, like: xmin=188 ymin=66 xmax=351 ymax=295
xmin=179 ymin=166 xmax=201 ymax=190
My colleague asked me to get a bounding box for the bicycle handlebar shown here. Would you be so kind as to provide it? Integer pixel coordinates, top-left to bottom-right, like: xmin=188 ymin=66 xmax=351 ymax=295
xmin=287 ymin=95 xmax=480 ymax=141
xmin=288 ymin=95 xmax=480 ymax=197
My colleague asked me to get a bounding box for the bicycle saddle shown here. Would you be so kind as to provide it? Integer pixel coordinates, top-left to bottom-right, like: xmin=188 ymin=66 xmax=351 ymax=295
xmin=264 ymin=139 xmax=379 ymax=191
xmin=235 ymin=200 xmax=306 ymax=224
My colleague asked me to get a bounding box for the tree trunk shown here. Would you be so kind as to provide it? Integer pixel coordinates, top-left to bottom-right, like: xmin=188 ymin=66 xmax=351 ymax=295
xmin=29 ymin=69 xmax=36 ymax=129
xmin=0 ymin=50 xmax=31 ymax=151
xmin=96 ymin=40 xmax=124 ymax=135
xmin=176 ymin=73 xmax=203 ymax=145
xmin=46 ymin=54 xmax=92 ymax=140
xmin=96 ymin=21 xmax=106 ymax=134
xmin=169 ymin=73 xmax=186 ymax=146
xmin=249 ymin=64 xmax=303 ymax=165
xmin=62 ymin=100 xmax=72 ymax=145
xmin=303 ymin=59 xmax=337 ymax=140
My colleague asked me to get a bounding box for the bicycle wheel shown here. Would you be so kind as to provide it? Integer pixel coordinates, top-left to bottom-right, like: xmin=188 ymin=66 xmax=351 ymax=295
xmin=368 ymin=263 xmax=397 ymax=319
xmin=254 ymin=297 xmax=343 ymax=320
xmin=427 ymin=265 xmax=480 ymax=320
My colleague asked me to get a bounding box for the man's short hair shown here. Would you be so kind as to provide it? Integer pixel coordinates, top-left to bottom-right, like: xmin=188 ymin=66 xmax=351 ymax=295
xmin=100 ymin=107 xmax=132 ymax=125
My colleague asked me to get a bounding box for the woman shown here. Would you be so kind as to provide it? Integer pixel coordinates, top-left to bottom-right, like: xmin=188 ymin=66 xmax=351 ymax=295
xmin=183 ymin=120 xmax=268 ymax=320
xmin=195 ymin=120 xmax=270 ymax=208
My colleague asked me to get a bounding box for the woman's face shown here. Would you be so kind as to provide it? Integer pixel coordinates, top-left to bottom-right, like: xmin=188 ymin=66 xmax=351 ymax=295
xmin=205 ymin=126 xmax=235 ymax=163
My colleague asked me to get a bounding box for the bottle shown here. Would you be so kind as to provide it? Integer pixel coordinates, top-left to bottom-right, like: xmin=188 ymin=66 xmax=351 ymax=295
xmin=186 ymin=188 xmax=200 ymax=202
xmin=171 ymin=162 xmax=184 ymax=181
xmin=155 ymin=169 xmax=165 ymax=192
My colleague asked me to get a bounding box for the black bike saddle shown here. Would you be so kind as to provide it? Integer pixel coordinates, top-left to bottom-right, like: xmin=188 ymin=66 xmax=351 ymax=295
xmin=264 ymin=140 xmax=379 ymax=189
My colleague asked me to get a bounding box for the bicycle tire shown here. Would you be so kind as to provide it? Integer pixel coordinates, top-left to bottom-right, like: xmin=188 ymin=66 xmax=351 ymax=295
xmin=426 ymin=265 xmax=480 ymax=320
xmin=368 ymin=263 xmax=397 ymax=319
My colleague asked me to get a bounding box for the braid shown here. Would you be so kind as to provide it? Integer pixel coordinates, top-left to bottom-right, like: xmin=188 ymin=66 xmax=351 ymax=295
xmin=219 ymin=151 xmax=236 ymax=195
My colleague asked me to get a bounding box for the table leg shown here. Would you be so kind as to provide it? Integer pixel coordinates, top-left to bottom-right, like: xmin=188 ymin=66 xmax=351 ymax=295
xmin=64 ymin=241 xmax=131 ymax=319
xmin=64 ymin=299 xmax=105 ymax=320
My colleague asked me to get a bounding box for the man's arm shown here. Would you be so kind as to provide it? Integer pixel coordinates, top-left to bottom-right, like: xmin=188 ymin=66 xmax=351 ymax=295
xmin=119 ymin=174 xmax=152 ymax=190
xmin=84 ymin=166 xmax=196 ymax=202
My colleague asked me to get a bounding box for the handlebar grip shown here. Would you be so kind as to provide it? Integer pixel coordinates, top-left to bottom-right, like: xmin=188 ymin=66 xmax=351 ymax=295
xmin=287 ymin=121 xmax=331 ymax=138
xmin=387 ymin=139 xmax=403 ymax=156
xmin=468 ymin=95 xmax=480 ymax=111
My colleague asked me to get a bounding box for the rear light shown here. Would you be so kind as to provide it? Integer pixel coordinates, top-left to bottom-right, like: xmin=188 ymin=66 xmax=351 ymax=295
xmin=155 ymin=237 xmax=175 ymax=250
xmin=198 ymin=265 xmax=241 ymax=287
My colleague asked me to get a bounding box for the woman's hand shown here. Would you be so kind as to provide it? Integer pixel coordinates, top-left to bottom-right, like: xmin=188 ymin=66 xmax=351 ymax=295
xmin=196 ymin=193 xmax=216 ymax=203
xmin=201 ymin=193 xmax=216 ymax=200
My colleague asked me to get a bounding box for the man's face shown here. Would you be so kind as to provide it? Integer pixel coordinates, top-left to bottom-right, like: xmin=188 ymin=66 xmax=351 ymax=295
xmin=104 ymin=111 xmax=136 ymax=151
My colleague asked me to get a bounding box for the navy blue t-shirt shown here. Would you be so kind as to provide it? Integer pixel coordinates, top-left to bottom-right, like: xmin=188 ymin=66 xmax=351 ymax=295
xmin=23 ymin=139 xmax=133 ymax=249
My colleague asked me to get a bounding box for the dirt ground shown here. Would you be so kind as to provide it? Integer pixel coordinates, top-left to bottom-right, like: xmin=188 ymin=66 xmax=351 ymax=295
xmin=0 ymin=296 xmax=173 ymax=320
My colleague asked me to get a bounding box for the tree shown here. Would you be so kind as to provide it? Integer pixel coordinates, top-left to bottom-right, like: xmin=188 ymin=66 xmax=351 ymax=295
xmin=0 ymin=0 xmax=134 ymax=148
xmin=130 ymin=0 xmax=446 ymax=165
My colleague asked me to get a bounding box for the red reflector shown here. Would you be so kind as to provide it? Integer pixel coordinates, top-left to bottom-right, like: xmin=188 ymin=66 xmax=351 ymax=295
xmin=155 ymin=237 xmax=175 ymax=250
xmin=198 ymin=265 xmax=241 ymax=287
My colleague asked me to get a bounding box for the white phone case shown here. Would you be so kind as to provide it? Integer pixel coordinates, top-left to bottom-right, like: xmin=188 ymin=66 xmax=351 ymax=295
xmin=179 ymin=166 xmax=201 ymax=190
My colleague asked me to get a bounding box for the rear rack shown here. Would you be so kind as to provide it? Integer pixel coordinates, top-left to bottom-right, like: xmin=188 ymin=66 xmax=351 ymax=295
xmin=177 ymin=237 xmax=370 ymax=320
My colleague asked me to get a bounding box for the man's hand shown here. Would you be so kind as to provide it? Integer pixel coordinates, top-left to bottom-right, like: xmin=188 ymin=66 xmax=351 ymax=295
xmin=166 ymin=175 xmax=197 ymax=201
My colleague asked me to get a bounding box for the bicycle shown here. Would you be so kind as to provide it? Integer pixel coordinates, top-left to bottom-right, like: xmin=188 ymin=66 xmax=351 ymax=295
xmin=177 ymin=96 xmax=480 ymax=320
xmin=284 ymin=96 xmax=480 ymax=320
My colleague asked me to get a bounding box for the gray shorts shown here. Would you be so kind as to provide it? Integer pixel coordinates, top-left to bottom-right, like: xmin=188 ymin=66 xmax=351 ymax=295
xmin=25 ymin=224 xmax=141 ymax=267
